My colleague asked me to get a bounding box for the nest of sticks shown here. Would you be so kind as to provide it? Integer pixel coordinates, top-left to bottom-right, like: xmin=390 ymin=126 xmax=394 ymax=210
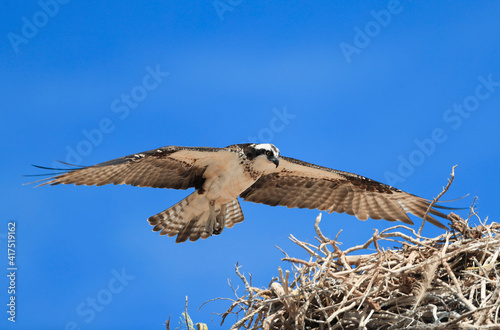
xmin=222 ymin=198 xmax=500 ymax=329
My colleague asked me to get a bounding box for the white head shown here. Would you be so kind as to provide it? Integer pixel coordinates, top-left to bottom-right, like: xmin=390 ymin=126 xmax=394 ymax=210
xmin=247 ymin=143 xmax=280 ymax=172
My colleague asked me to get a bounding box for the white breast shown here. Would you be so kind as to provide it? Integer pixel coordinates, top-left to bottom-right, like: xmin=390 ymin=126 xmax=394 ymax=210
xmin=199 ymin=152 xmax=257 ymax=204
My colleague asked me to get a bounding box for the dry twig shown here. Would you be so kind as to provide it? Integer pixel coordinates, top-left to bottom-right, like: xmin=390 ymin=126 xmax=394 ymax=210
xmin=219 ymin=172 xmax=499 ymax=329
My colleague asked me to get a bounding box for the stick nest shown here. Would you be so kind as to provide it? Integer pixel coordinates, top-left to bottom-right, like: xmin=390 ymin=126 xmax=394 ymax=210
xmin=222 ymin=212 xmax=500 ymax=329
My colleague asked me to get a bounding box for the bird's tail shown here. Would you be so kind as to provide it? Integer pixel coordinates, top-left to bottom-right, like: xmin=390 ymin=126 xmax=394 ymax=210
xmin=148 ymin=193 xmax=244 ymax=243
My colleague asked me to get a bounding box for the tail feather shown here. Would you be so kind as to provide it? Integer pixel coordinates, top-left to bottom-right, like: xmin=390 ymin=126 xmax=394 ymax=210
xmin=224 ymin=199 xmax=244 ymax=228
xmin=176 ymin=217 xmax=200 ymax=243
xmin=148 ymin=194 xmax=245 ymax=243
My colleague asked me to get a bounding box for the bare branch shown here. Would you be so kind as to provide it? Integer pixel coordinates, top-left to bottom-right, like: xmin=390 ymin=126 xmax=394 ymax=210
xmin=418 ymin=165 xmax=457 ymax=235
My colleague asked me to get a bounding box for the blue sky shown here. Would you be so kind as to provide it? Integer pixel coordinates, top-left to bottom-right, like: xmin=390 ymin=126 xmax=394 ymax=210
xmin=1 ymin=0 xmax=500 ymax=329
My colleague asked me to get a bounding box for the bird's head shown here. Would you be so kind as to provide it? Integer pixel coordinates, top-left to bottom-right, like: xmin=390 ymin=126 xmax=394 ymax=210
xmin=249 ymin=143 xmax=280 ymax=170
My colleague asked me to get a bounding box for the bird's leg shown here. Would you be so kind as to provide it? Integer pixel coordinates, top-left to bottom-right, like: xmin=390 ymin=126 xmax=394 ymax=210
xmin=213 ymin=203 xmax=227 ymax=235
xmin=204 ymin=200 xmax=216 ymax=235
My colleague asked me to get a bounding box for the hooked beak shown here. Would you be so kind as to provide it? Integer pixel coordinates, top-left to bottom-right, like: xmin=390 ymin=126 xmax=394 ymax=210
xmin=272 ymin=157 xmax=279 ymax=168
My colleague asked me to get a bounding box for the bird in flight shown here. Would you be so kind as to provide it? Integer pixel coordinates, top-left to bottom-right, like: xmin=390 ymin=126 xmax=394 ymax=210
xmin=31 ymin=143 xmax=451 ymax=243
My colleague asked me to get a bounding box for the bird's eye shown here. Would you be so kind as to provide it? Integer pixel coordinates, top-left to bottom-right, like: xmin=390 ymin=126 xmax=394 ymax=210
xmin=266 ymin=151 xmax=272 ymax=156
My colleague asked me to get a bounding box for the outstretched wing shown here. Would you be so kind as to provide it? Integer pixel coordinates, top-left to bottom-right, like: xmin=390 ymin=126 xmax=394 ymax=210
xmin=240 ymin=156 xmax=449 ymax=229
xmin=30 ymin=146 xmax=228 ymax=190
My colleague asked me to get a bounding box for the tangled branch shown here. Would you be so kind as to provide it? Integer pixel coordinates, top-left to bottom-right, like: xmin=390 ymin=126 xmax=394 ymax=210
xmin=220 ymin=178 xmax=500 ymax=329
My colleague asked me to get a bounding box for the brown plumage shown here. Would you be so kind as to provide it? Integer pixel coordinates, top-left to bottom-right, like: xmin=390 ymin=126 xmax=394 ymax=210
xmin=240 ymin=156 xmax=449 ymax=229
xmin=30 ymin=143 xmax=451 ymax=242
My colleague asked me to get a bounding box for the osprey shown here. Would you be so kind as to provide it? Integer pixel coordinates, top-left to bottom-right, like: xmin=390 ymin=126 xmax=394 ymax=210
xmin=32 ymin=143 xmax=450 ymax=243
